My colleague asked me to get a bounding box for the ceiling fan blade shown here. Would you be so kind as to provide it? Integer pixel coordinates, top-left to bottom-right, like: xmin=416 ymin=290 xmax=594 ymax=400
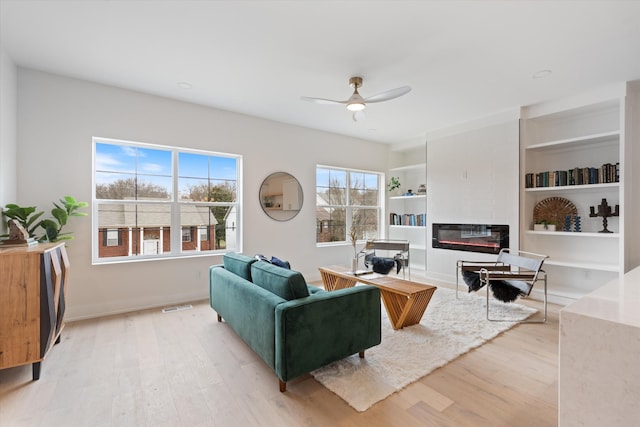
xmin=363 ymin=86 xmax=411 ymax=103
xmin=300 ymin=96 xmax=348 ymax=105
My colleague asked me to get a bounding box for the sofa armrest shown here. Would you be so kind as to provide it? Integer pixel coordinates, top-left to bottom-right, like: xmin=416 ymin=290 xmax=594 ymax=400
xmin=274 ymin=285 xmax=381 ymax=382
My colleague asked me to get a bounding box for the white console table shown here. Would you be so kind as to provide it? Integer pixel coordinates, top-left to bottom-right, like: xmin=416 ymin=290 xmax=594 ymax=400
xmin=559 ymin=266 xmax=640 ymax=426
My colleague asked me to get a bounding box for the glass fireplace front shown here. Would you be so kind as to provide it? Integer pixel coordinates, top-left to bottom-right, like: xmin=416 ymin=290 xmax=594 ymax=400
xmin=432 ymin=223 xmax=509 ymax=255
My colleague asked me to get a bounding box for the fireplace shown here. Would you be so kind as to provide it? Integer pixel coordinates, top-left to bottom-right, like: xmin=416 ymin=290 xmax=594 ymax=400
xmin=432 ymin=223 xmax=509 ymax=254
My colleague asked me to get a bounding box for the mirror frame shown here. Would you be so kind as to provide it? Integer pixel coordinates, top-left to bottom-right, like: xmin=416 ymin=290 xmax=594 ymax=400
xmin=259 ymin=172 xmax=303 ymax=221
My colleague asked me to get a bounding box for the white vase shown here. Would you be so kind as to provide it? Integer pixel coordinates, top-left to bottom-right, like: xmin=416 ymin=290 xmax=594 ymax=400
xmin=534 ymin=223 xmax=556 ymax=231
xmin=351 ymin=257 xmax=358 ymax=273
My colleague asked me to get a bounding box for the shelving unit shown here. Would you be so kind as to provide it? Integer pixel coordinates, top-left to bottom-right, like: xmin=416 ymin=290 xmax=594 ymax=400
xmin=388 ymin=162 xmax=427 ymax=272
xmin=520 ymin=97 xmax=624 ymax=302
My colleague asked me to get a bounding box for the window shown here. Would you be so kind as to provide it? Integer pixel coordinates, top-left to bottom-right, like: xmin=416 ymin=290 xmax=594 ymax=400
xmin=93 ymin=137 xmax=240 ymax=263
xmin=316 ymin=166 xmax=382 ymax=244
xmin=105 ymin=229 xmax=120 ymax=246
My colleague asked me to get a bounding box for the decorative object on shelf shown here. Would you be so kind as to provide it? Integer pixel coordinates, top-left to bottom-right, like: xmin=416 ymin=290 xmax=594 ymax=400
xmin=0 ymin=220 xmax=38 ymax=247
xmin=387 ymin=176 xmax=401 ymax=194
xmin=564 ymin=215 xmax=572 ymax=232
xmin=533 ymin=197 xmax=578 ymax=229
xmin=589 ymin=198 xmax=619 ymax=233
xmin=403 ymin=189 xmax=414 ymax=196
xmin=534 ymin=220 xmax=556 ymax=232
xmin=574 ymin=216 xmax=581 ymax=232
xmin=417 ymin=184 xmax=426 ymax=194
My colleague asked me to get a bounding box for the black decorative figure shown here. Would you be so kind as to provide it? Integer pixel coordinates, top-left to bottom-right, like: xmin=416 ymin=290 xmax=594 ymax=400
xmin=589 ymin=198 xmax=619 ymax=233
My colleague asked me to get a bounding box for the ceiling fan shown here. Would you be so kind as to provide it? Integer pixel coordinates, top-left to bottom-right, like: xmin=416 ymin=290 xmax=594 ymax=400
xmin=301 ymin=76 xmax=411 ymax=121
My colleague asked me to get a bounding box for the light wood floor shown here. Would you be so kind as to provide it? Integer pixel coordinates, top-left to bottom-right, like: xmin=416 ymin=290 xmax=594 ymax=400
xmin=0 ymin=285 xmax=559 ymax=427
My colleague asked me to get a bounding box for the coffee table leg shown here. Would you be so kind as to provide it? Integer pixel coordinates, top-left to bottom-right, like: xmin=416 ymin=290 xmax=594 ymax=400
xmin=320 ymin=270 xmax=357 ymax=291
xmin=381 ymin=288 xmax=436 ymax=330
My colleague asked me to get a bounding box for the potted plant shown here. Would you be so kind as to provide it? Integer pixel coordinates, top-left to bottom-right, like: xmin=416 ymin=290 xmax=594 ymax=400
xmin=534 ymin=220 xmax=556 ymax=232
xmin=1 ymin=196 xmax=88 ymax=242
xmin=388 ymin=176 xmax=401 ymax=195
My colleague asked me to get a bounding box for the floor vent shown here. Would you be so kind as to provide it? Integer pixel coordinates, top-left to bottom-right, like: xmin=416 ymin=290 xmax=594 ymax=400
xmin=161 ymin=304 xmax=193 ymax=313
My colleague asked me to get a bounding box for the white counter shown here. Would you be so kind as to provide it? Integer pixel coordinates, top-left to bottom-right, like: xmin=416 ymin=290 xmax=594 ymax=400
xmin=559 ymin=266 xmax=640 ymax=426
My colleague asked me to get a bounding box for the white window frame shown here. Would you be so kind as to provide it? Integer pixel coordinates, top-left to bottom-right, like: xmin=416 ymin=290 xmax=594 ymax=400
xmin=315 ymin=165 xmax=383 ymax=246
xmin=92 ymin=137 xmax=242 ymax=264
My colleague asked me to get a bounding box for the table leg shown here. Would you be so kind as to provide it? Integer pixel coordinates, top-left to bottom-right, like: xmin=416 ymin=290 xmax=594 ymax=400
xmin=320 ymin=270 xmax=357 ymax=291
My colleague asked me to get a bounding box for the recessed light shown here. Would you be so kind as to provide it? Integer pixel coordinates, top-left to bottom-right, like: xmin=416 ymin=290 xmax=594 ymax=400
xmin=177 ymin=81 xmax=192 ymax=89
xmin=532 ymin=70 xmax=552 ymax=79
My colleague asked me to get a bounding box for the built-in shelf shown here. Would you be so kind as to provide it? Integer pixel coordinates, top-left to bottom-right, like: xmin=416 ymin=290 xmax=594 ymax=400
xmin=390 ymin=225 xmax=426 ymax=229
xmin=526 ymin=131 xmax=620 ymax=151
xmin=544 ymin=259 xmax=620 ymax=272
xmin=389 ymin=162 xmax=426 ymax=172
xmin=389 ymin=194 xmax=426 ymax=200
xmin=526 ymin=230 xmax=619 ymax=238
xmin=524 ymin=182 xmax=619 ymax=193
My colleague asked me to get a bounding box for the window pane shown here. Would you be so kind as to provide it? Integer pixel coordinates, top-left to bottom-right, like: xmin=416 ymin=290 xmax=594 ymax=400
xmin=137 ymin=175 xmax=172 ymax=200
xmin=179 ymin=152 xmax=238 ymax=202
xmin=316 ymin=207 xmax=346 ymax=242
xmin=316 ymin=168 xmax=330 ymax=187
xmin=213 ymin=205 xmax=238 ymax=251
xmin=95 ymin=142 xmax=136 ymax=173
xmin=138 ymin=148 xmax=171 ymax=179
xmin=179 ymin=177 xmax=210 ymax=201
xmin=353 ymin=208 xmax=379 ymax=240
xmin=180 ymin=205 xmax=217 ymax=252
xmin=96 ymin=173 xmax=137 ymax=199
xmin=362 ymin=189 xmax=379 ymax=206
xmin=97 ymin=203 xmax=172 ymax=258
xmin=95 ymin=142 xmax=172 ymax=200
xmin=179 ymin=152 xmax=209 ymax=178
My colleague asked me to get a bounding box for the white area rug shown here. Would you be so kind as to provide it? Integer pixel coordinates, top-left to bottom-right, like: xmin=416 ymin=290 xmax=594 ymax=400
xmin=310 ymin=286 xmax=537 ymax=412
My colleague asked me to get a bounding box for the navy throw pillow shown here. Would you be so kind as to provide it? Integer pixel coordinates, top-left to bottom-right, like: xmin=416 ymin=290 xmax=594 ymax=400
xmin=270 ymin=256 xmax=290 ymax=269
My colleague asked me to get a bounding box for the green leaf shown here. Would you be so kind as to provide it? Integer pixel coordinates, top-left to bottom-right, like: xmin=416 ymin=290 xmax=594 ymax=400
xmin=51 ymin=207 xmax=68 ymax=227
xmin=25 ymin=211 xmax=45 ymax=228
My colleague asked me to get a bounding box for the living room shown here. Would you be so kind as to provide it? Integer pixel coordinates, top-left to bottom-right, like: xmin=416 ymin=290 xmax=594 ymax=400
xmin=1 ymin=2 xmax=640 ymax=426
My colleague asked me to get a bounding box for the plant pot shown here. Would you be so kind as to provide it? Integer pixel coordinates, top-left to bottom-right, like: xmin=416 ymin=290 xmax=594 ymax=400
xmin=534 ymin=224 xmax=556 ymax=231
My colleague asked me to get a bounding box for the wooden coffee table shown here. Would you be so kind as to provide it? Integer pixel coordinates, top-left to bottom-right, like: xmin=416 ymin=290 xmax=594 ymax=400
xmin=319 ymin=265 xmax=437 ymax=330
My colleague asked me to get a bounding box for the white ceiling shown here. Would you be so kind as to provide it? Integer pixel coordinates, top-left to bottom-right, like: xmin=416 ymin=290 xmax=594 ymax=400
xmin=2 ymin=1 xmax=640 ymax=146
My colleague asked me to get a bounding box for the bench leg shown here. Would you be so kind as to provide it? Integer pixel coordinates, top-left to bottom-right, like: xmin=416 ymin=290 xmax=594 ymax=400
xmin=359 ymin=351 xmax=365 ymax=358
xmin=279 ymin=380 xmax=286 ymax=392
xmin=217 ymin=314 xmax=222 ymax=322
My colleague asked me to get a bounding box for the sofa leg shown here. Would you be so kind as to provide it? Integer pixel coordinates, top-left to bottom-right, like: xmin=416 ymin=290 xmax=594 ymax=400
xmin=217 ymin=314 xmax=222 ymax=322
xmin=359 ymin=351 xmax=365 ymax=358
xmin=279 ymin=380 xmax=286 ymax=392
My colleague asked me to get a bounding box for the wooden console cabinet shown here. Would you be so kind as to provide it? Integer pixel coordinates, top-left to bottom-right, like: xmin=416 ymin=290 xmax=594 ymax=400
xmin=0 ymin=242 xmax=69 ymax=380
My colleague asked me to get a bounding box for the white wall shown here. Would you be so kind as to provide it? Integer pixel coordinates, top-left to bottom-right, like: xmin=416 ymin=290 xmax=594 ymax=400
xmin=17 ymin=68 xmax=390 ymax=320
xmin=424 ymin=119 xmax=520 ymax=285
xmin=0 ymin=45 xmax=17 ymax=235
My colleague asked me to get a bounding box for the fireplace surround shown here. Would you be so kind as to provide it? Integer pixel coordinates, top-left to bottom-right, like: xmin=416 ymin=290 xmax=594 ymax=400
xmin=432 ymin=223 xmax=509 ymax=255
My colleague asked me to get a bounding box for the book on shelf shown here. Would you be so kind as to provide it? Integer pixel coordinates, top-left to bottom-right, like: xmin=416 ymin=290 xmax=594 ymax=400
xmin=525 ymin=162 xmax=619 ymax=188
xmin=389 ymin=212 xmax=426 ymax=226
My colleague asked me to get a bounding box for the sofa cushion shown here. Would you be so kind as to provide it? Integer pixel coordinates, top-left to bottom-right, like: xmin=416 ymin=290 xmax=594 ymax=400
xmin=223 ymin=252 xmax=257 ymax=281
xmin=251 ymin=261 xmax=310 ymax=301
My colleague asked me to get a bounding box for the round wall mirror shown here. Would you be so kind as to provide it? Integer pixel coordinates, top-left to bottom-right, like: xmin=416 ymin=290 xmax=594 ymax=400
xmin=259 ymin=172 xmax=303 ymax=221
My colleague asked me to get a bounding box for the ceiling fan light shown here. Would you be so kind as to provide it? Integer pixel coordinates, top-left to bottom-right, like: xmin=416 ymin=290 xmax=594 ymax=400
xmin=347 ymin=102 xmax=366 ymax=112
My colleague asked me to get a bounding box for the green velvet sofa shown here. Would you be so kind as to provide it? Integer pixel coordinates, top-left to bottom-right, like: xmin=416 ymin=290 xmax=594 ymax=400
xmin=209 ymin=253 xmax=382 ymax=391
